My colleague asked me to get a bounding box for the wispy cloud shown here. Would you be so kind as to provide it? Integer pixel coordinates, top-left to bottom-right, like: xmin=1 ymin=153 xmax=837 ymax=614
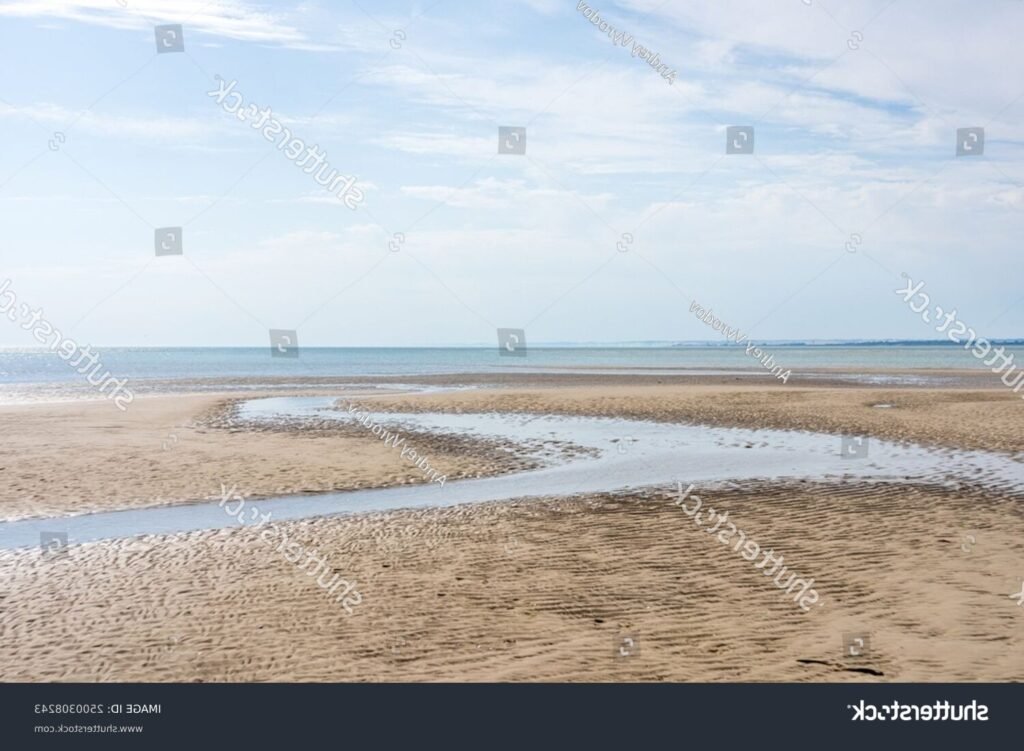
xmin=0 ymin=101 xmax=215 ymax=140
xmin=0 ymin=0 xmax=312 ymax=47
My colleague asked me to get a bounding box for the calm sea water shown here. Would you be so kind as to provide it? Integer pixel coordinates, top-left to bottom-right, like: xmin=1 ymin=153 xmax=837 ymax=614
xmin=0 ymin=343 xmax=1020 ymax=387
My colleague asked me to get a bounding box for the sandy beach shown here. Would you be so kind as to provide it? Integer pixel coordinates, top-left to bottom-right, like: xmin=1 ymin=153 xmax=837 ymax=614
xmin=7 ymin=6 xmax=1024 ymax=743
xmin=1 ymin=374 xmax=1023 ymax=682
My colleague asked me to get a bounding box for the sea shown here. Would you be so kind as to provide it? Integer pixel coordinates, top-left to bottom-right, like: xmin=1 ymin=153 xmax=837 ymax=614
xmin=1 ymin=341 xmax=1022 ymax=403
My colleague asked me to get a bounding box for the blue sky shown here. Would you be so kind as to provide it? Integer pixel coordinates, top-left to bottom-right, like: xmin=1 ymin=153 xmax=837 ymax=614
xmin=0 ymin=0 xmax=1022 ymax=346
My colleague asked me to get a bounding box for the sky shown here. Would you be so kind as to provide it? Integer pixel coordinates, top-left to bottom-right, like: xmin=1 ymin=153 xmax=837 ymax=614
xmin=0 ymin=0 xmax=1022 ymax=347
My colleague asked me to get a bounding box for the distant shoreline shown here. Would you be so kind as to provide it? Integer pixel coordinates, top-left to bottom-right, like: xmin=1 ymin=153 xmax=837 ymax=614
xmin=3 ymin=340 xmax=1024 ymax=350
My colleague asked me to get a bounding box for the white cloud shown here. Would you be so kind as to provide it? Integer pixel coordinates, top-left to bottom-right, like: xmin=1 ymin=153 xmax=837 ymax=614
xmin=3 ymin=0 xmax=1023 ymax=345
xmin=400 ymin=177 xmax=614 ymax=211
xmin=0 ymin=0 xmax=313 ymax=47
xmin=0 ymin=101 xmax=214 ymax=141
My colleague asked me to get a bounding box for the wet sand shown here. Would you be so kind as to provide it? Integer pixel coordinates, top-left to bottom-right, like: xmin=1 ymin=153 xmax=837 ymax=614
xmin=2 ymin=482 xmax=1022 ymax=682
xmin=1 ymin=373 xmax=1022 ymax=681
xmin=362 ymin=380 xmax=1024 ymax=454
xmin=2 ymin=377 xmax=1022 ymax=523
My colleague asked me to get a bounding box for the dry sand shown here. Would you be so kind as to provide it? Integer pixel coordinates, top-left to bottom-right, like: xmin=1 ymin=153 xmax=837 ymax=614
xmin=0 ymin=392 xmax=519 ymax=522
xmin=1 ymin=375 xmax=1022 ymax=682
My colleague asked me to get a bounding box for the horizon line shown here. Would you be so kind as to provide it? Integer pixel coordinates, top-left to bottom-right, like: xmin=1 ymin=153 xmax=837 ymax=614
xmin=3 ymin=338 xmax=1024 ymax=351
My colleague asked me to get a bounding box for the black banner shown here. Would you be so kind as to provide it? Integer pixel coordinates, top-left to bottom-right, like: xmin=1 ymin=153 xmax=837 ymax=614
xmin=2 ymin=683 xmax=1018 ymax=748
